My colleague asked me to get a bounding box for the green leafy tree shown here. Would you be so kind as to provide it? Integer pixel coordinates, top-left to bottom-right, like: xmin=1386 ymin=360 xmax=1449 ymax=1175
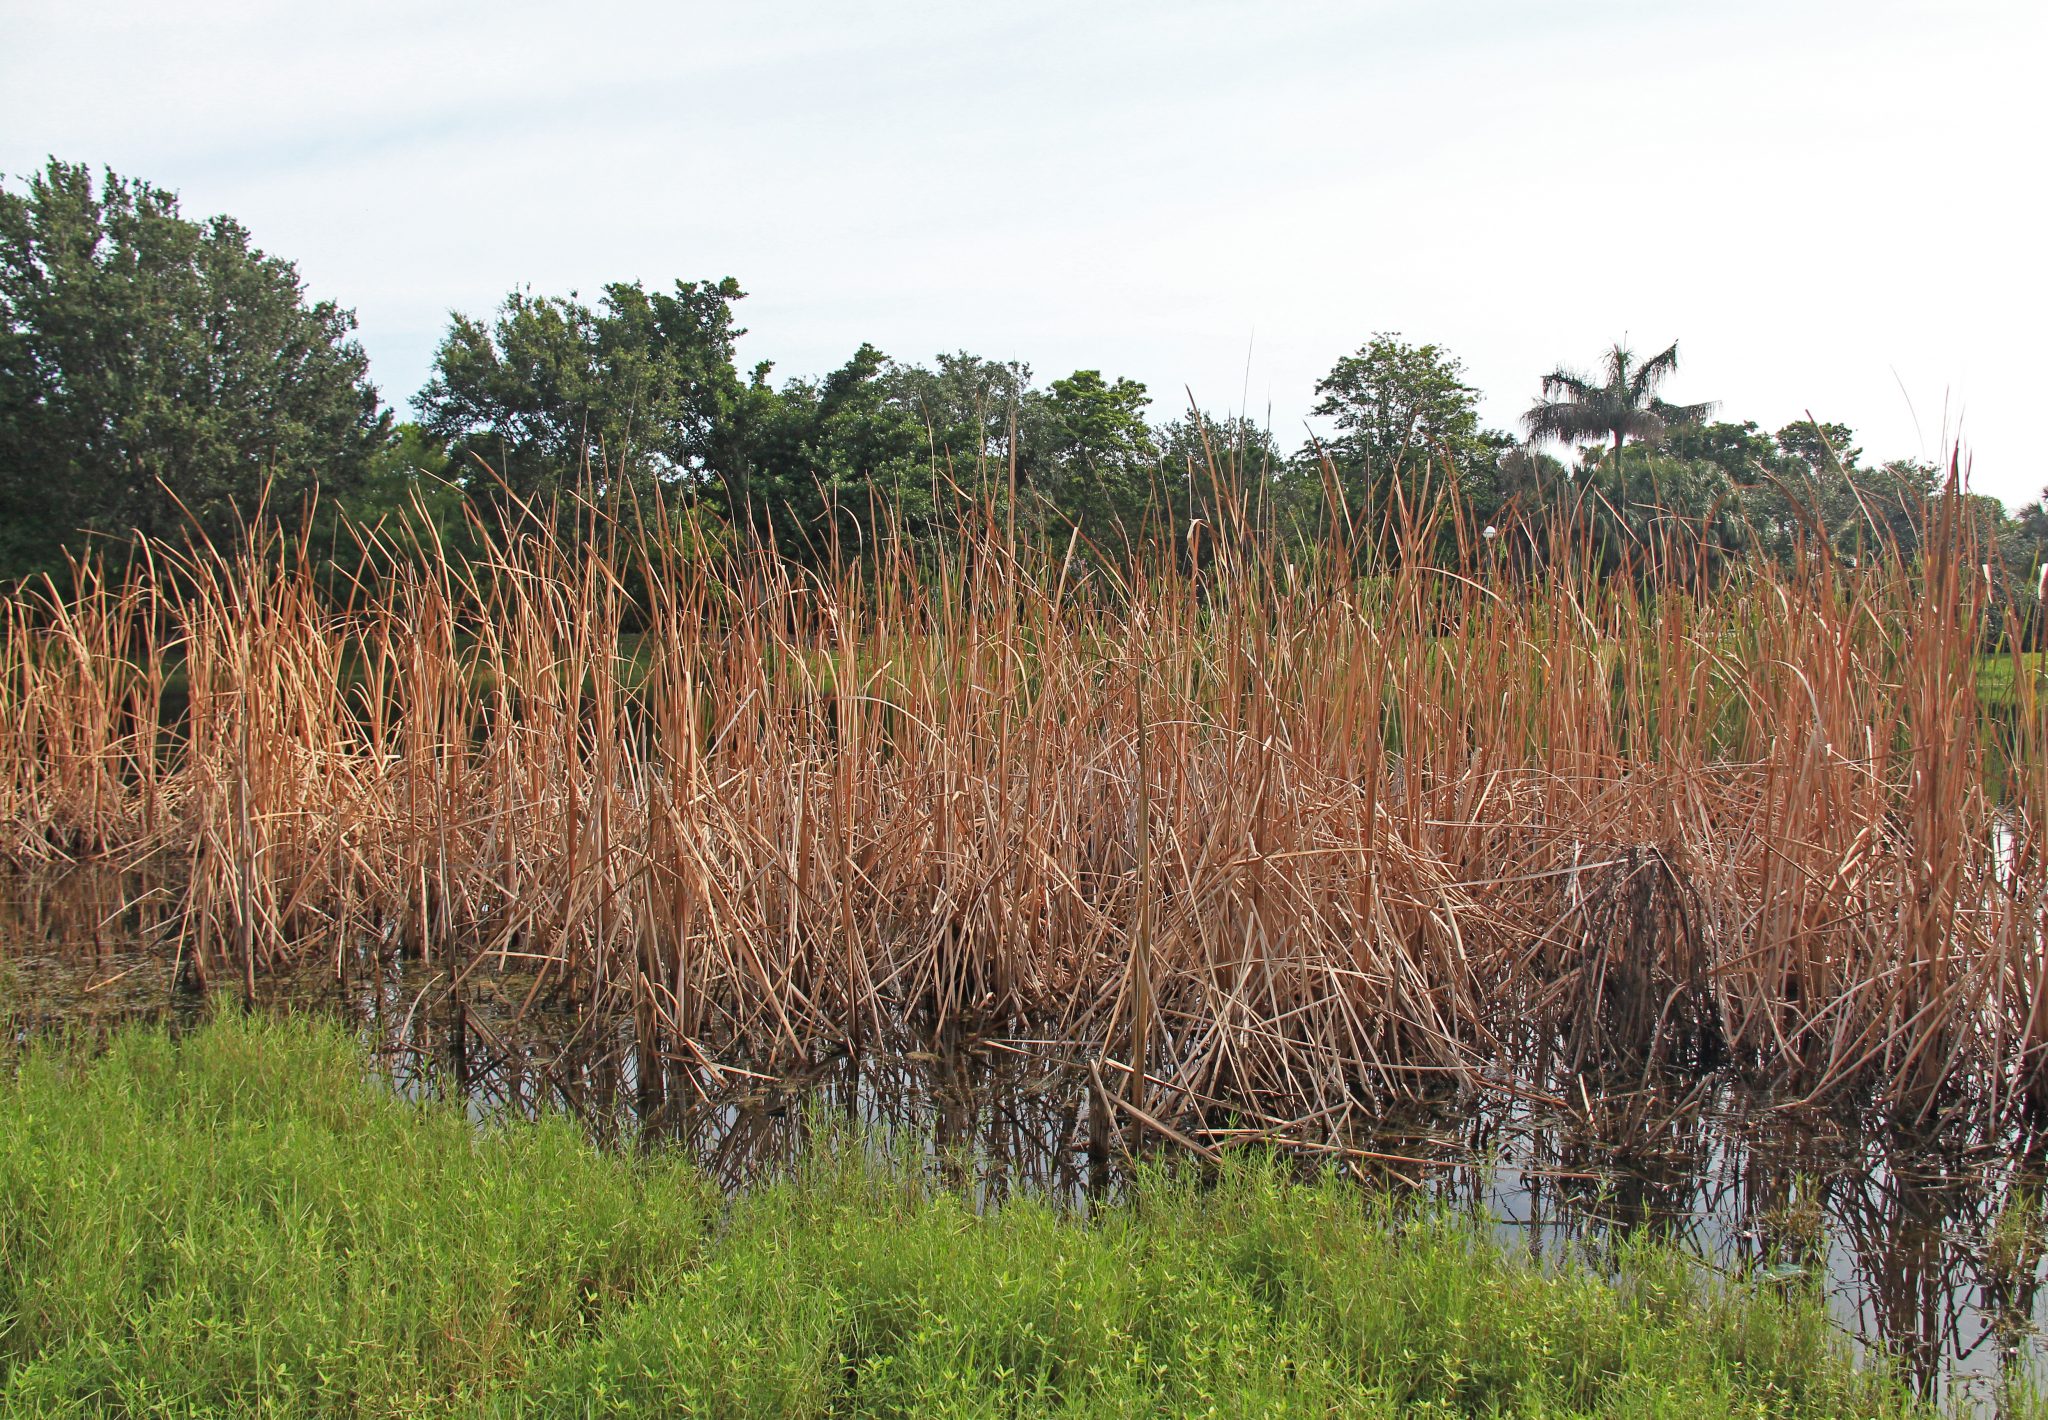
xmin=1029 ymin=370 xmax=1158 ymax=543
xmin=1858 ymin=458 xmax=1943 ymax=559
xmin=877 ymin=356 xmax=1174 ymax=553
xmin=415 ymin=278 xmax=751 ymax=515
xmin=1661 ymin=419 xmax=1780 ymax=481
xmin=1491 ymin=445 xmax=1569 ymax=517
xmin=294 ymin=422 xmax=477 ymax=585
xmin=1309 ymin=334 xmax=1492 ymax=518
xmin=1659 ymin=419 xmax=1795 ymax=554
xmin=739 ymin=343 xmax=934 ymax=557
xmin=1771 ymin=419 xmax=1861 ymax=479
xmin=346 ymin=423 xmax=464 ymax=547
xmin=1766 ymin=420 xmax=1934 ymax=560
xmin=1523 ymin=341 xmax=1715 ymax=460
xmin=1762 ymin=419 xmax=1868 ymax=555
xmin=882 ymin=352 xmax=1033 ymax=492
xmin=873 ymin=351 xmax=1042 ymax=547
xmin=0 ymin=159 xmax=389 ymax=576
xmin=2012 ymin=495 xmax=2048 ymax=572
xmin=1657 ymin=417 xmax=1924 ymax=563
xmin=1579 ymin=445 xmax=1746 ymax=583
xmin=347 ymin=423 xmax=455 ymax=522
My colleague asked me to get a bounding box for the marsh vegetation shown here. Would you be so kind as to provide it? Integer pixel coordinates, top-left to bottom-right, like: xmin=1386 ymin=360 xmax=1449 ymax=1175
xmin=10 ymin=156 xmax=2048 ymax=1414
xmin=6 ymin=473 xmax=2044 ymax=1125
xmin=0 ymin=1013 xmax=1944 ymax=1417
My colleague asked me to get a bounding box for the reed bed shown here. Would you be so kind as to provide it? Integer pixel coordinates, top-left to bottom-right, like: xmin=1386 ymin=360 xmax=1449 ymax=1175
xmin=1 ymin=480 xmax=2043 ymax=1137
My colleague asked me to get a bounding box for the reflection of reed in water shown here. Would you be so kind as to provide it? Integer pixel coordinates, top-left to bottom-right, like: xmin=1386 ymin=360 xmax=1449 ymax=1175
xmin=8 ymin=894 xmax=2048 ymax=1405
xmin=368 ymin=957 xmax=2048 ymax=1407
xmin=1978 ymin=1175 xmax=2048 ymax=1402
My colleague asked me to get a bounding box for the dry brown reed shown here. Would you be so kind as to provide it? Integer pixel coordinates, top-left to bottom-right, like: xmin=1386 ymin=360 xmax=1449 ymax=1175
xmin=1 ymin=474 xmax=2043 ymax=1137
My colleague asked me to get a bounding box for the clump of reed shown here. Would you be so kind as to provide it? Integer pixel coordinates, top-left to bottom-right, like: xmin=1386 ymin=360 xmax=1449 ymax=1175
xmin=0 ymin=469 xmax=2041 ymax=1137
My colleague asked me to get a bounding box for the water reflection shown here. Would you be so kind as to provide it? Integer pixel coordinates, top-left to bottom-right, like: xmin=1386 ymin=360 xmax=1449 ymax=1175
xmin=5 ymin=865 xmax=2046 ymax=1411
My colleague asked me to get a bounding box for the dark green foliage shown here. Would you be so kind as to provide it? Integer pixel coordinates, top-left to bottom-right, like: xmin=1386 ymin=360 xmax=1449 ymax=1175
xmin=1029 ymin=368 xmax=1160 ymax=544
xmin=1524 ymin=341 xmax=1715 ymax=459
xmin=0 ymin=160 xmax=389 ymax=578
xmin=734 ymin=342 xmax=938 ymax=555
xmin=881 ymin=350 xmax=1033 ymax=492
xmin=1661 ymin=418 xmax=1940 ymax=564
xmin=1153 ymin=410 xmax=1288 ymax=564
xmin=299 ymin=421 xmax=475 ymax=582
xmin=1492 ymin=443 xmax=1570 ymax=519
xmin=1659 ymin=418 xmax=1781 ymax=486
xmin=0 ymin=1015 xmax=1924 ymax=1417
xmin=1577 ymin=444 xmax=1748 ymax=582
xmin=879 ymin=355 xmax=1183 ymax=554
xmin=415 ymin=277 xmax=754 ymax=515
xmin=1309 ymin=333 xmax=1501 ymax=521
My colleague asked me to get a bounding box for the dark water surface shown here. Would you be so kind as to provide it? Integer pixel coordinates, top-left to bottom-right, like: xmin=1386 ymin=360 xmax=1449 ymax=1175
xmin=5 ymin=867 xmax=2046 ymax=1413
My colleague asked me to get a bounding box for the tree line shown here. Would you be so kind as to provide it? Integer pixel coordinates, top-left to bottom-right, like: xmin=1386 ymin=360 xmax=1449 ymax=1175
xmin=3 ymin=159 xmax=2038 ymax=586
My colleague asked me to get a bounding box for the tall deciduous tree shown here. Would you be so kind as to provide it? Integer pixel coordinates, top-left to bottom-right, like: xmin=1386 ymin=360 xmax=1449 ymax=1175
xmin=0 ymin=160 xmax=389 ymax=575
xmin=1749 ymin=418 xmax=1928 ymax=560
xmin=415 ymin=278 xmax=754 ymax=514
xmin=881 ymin=352 xmax=1035 ymax=521
xmin=737 ymin=343 xmax=935 ymax=556
xmin=1523 ymin=341 xmax=1714 ymax=459
xmin=1309 ymin=335 xmax=1495 ymax=520
xmin=1030 ymin=370 xmax=1158 ymax=543
xmin=884 ymin=354 xmax=1029 ymax=468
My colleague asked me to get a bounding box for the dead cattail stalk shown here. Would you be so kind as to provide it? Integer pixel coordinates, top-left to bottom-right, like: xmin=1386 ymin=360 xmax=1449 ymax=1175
xmin=0 ymin=467 xmax=2034 ymax=1140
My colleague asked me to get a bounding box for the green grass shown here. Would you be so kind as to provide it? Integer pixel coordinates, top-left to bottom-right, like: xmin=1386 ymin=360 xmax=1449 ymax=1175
xmin=0 ymin=1016 xmax=1928 ymax=1417
xmin=1975 ymin=651 xmax=2046 ymax=715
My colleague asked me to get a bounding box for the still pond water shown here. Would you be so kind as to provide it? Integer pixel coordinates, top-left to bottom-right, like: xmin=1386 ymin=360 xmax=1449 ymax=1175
xmin=5 ymin=866 xmax=2046 ymax=1413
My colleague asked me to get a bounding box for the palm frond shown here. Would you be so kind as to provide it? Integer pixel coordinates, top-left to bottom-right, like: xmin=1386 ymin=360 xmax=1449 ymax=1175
xmin=1629 ymin=341 xmax=1682 ymax=401
xmin=1615 ymin=408 xmax=1666 ymax=442
xmin=1527 ymin=339 xmax=1710 ymax=453
xmin=1523 ymin=398 xmax=1606 ymax=444
xmin=1537 ymin=368 xmax=1599 ymax=402
xmin=1651 ymin=397 xmax=1716 ymax=428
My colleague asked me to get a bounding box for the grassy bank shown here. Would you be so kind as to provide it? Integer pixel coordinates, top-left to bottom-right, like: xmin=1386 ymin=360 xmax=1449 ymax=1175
xmin=0 ymin=1015 xmax=1922 ymax=1418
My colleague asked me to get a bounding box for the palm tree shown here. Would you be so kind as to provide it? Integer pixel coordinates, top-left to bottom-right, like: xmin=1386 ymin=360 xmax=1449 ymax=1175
xmin=1523 ymin=341 xmax=1715 ymax=459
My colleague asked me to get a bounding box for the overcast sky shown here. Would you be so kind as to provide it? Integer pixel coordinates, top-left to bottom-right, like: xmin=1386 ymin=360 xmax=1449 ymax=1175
xmin=4 ymin=1 xmax=2042 ymax=502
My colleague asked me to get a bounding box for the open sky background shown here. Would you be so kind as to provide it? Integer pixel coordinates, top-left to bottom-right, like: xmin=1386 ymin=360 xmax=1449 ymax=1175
xmin=4 ymin=0 xmax=2042 ymax=503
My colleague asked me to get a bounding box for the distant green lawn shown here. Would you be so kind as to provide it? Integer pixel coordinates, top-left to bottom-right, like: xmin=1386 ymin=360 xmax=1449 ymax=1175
xmin=0 ymin=1015 xmax=1930 ymax=1418
xmin=1976 ymin=652 xmax=2047 ymax=716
